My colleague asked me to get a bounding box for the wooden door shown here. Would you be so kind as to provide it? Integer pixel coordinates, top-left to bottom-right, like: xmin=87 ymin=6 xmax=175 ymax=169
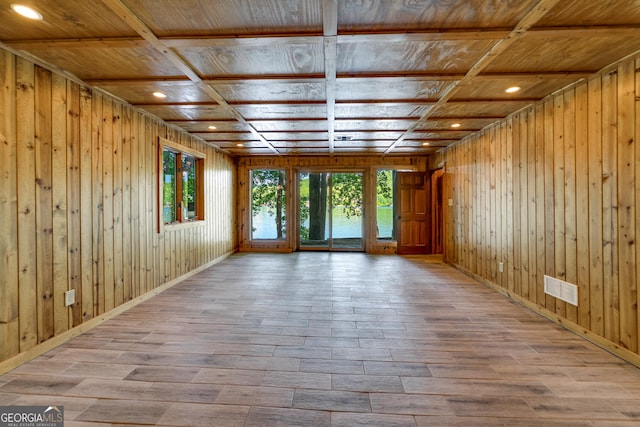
xmin=396 ymin=172 xmax=429 ymax=254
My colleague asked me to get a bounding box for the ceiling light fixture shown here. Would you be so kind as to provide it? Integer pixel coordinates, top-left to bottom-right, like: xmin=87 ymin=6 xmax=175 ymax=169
xmin=208 ymin=125 xmax=217 ymax=130
xmin=422 ymin=142 xmax=430 ymax=146
xmin=11 ymin=4 xmax=43 ymax=20
xmin=451 ymin=123 xmax=461 ymax=128
xmin=236 ymin=143 xmax=244 ymax=147
xmin=152 ymin=91 xmax=167 ymax=98
xmin=505 ymin=86 xmax=521 ymax=93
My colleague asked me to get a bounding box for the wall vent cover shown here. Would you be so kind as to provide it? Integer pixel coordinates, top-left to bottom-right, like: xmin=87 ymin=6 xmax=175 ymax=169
xmin=544 ymin=275 xmax=578 ymax=306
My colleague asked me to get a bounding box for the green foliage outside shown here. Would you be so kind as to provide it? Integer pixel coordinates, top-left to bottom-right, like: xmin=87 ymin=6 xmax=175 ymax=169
xmin=299 ymin=172 xmax=364 ymax=241
xmin=298 ymin=173 xmax=315 ymax=241
xmin=162 ymin=151 xmax=176 ymax=223
xmin=251 ymin=169 xmax=286 ymax=239
xmin=182 ymin=155 xmax=197 ymax=220
xmin=376 ymin=169 xmax=393 ymax=207
xmin=331 ymin=173 xmax=363 ymax=219
xmin=163 ymin=150 xmax=198 ymax=222
xmin=252 ymin=170 xmax=395 ymax=241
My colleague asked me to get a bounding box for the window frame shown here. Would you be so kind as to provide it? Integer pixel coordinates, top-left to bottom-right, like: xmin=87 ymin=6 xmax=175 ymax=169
xmin=158 ymin=137 xmax=205 ymax=232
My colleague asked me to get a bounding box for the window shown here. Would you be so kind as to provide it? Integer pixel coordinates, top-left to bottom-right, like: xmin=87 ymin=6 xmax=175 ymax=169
xmin=159 ymin=138 xmax=205 ymax=229
xmin=376 ymin=169 xmax=395 ymax=240
xmin=250 ymin=169 xmax=286 ymax=240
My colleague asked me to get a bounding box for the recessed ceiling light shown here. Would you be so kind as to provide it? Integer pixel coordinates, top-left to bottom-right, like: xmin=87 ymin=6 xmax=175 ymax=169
xmin=451 ymin=123 xmax=461 ymax=128
xmin=422 ymin=142 xmax=430 ymax=146
xmin=505 ymin=86 xmax=521 ymax=93
xmin=236 ymin=143 xmax=244 ymax=147
xmin=208 ymin=125 xmax=217 ymax=130
xmin=11 ymin=4 xmax=43 ymax=20
xmin=152 ymin=91 xmax=167 ymax=98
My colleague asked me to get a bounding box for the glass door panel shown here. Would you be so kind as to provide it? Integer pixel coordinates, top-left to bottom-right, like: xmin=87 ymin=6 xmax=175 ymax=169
xmin=300 ymin=172 xmax=329 ymax=248
xmin=331 ymin=172 xmax=363 ymax=250
xmin=299 ymin=172 xmax=363 ymax=251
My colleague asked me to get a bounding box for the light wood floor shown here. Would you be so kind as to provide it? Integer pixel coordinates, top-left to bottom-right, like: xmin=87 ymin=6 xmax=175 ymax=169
xmin=2 ymin=252 xmax=640 ymax=426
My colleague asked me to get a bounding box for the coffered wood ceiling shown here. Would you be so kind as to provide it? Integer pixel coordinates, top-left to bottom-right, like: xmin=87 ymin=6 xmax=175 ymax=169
xmin=2 ymin=0 xmax=640 ymax=156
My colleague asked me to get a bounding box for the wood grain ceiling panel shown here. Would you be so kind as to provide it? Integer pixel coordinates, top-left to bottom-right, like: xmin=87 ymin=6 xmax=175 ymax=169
xmin=415 ymin=118 xmax=500 ymax=131
xmin=409 ymin=131 xmax=473 ymax=140
xmin=210 ymin=81 xmax=326 ymax=102
xmin=333 ymin=131 xmax=403 ymax=140
xmin=193 ymin=132 xmax=257 ymax=141
xmin=486 ymin=34 xmax=640 ymax=73
xmin=227 ymin=147 xmax=275 ymax=155
xmin=9 ymin=46 xmax=185 ymax=80
xmin=179 ymin=42 xmax=324 ymax=76
xmin=271 ymin=141 xmax=331 ymax=148
xmin=535 ymin=0 xmax=640 ymax=26
xmin=124 ymin=0 xmax=323 ymax=36
xmin=250 ymin=120 xmax=329 ymax=132
xmin=0 ymin=0 xmax=136 ymax=39
xmin=334 ymin=103 xmax=432 ymax=119
xmin=141 ymin=105 xmax=237 ymax=121
xmin=278 ymin=147 xmax=338 ymax=154
xmin=263 ymin=132 xmax=329 ymax=141
xmin=235 ymin=104 xmax=327 ymax=120
xmin=334 ymin=119 xmax=419 ymax=131
xmin=336 ymin=40 xmax=496 ymax=74
xmin=166 ymin=121 xmax=251 ymax=132
xmin=210 ymin=141 xmax=261 ymax=148
xmin=454 ymin=77 xmax=584 ymax=100
xmin=433 ymin=100 xmax=536 ymax=118
xmin=401 ymin=140 xmax=457 ymax=148
xmin=392 ymin=146 xmax=437 ymax=154
xmin=333 ymin=140 xmax=393 ymax=148
xmin=2 ymin=0 xmax=638 ymax=156
xmin=98 ymin=83 xmax=214 ymax=104
xmin=337 ymin=0 xmax=539 ymax=31
xmin=335 ymin=79 xmax=453 ymax=101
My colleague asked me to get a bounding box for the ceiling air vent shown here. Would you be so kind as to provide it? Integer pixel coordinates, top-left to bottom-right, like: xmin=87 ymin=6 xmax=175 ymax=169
xmin=335 ymin=135 xmax=353 ymax=142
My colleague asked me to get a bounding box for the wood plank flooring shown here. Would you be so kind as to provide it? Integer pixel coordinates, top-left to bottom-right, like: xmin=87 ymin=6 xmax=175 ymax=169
xmin=1 ymin=252 xmax=640 ymax=426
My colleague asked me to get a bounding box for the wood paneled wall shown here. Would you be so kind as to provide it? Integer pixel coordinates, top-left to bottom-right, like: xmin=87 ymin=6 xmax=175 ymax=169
xmin=443 ymin=52 xmax=640 ymax=364
xmin=0 ymin=49 xmax=236 ymax=365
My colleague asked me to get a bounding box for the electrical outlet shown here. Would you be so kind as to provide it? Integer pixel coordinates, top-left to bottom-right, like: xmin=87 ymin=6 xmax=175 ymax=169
xmin=65 ymin=289 xmax=75 ymax=307
xmin=498 ymin=262 xmax=504 ymax=273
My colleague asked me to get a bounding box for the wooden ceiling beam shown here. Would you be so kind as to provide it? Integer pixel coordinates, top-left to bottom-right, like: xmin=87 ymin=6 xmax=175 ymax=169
xmin=164 ymin=35 xmax=322 ymax=48
xmin=336 ymin=30 xmax=509 ymax=43
xmin=423 ymin=115 xmax=507 ymax=121
xmin=84 ymin=70 xmax=590 ymax=87
xmin=133 ymin=99 xmax=536 ymax=108
xmin=8 ymin=25 xmax=638 ymax=51
xmin=323 ymin=0 xmax=338 ymax=154
xmin=5 ymin=37 xmax=147 ymax=49
xmin=167 ymin=116 xmax=505 ymax=129
xmin=527 ymin=25 xmax=640 ymax=37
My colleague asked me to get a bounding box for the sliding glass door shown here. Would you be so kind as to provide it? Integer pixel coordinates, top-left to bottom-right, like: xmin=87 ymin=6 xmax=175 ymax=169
xmin=299 ymin=172 xmax=363 ymax=251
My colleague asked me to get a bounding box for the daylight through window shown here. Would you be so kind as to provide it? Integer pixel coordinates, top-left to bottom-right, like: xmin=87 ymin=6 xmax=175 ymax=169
xmin=250 ymin=169 xmax=286 ymax=240
xmin=160 ymin=138 xmax=205 ymax=228
xmin=376 ymin=169 xmax=395 ymax=240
